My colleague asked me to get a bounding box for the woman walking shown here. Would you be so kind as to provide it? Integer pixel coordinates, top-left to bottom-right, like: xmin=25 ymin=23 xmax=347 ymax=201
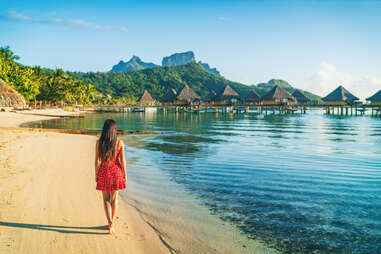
xmin=95 ymin=119 xmax=127 ymax=234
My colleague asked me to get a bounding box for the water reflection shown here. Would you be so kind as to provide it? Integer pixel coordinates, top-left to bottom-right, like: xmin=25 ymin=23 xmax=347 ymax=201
xmin=22 ymin=111 xmax=381 ymax=253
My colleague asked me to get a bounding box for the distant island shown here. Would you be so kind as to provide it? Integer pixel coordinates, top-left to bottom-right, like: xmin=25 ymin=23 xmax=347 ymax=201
xmin=109 ymin=51 xmax=221 ymax=77
xmin=0 ymin=47 xmax=321 ymax=105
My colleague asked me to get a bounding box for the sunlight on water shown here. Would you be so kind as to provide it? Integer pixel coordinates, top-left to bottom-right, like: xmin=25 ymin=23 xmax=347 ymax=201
xmin=23 ymin=109 xmax=381 ymax=253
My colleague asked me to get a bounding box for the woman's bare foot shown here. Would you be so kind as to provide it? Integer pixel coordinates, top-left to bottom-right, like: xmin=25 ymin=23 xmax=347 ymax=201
xmin=108 ymin=222 xmax=116 ymax=235
xmin=108 ymin=222 xmax=113 ymax=234
xmin=111 ymin=224 xmax=116 ymax=235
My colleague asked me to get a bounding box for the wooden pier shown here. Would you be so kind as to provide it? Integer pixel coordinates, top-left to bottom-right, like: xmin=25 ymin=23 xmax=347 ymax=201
xmin=87 ymin=103 xmax=381 ymax=117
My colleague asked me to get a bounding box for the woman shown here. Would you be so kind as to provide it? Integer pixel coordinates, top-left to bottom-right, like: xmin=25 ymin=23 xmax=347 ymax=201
xmin=95 ymin=119 xmax=127 ymax=234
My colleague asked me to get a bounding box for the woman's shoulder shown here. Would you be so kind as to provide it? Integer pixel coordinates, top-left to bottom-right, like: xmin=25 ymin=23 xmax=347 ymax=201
xmin=117 ymin=138 xmax=124 ymax=149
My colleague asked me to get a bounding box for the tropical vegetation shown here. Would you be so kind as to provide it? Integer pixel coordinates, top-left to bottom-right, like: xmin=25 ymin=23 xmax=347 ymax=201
xmin=0 ymin=46 xmax=99 ymax=104
xmin=1 ymin=46 xmax=321 ymax=105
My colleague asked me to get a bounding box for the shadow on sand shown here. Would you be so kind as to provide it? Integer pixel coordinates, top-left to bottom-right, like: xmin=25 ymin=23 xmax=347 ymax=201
xmin=0 ymin=221 xmax=109 ymax=235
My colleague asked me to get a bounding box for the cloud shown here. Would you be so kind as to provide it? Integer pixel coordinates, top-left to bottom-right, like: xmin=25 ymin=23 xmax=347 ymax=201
xmin=306 ymin=62 xmax=381 ymax=101
xmin=3 ymin=11 xmax=128 ymax=32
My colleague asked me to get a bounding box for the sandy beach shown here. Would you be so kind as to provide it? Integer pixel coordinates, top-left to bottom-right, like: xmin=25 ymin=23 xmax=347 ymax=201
xmin=0 ymin=111 xmax=170 ymax=254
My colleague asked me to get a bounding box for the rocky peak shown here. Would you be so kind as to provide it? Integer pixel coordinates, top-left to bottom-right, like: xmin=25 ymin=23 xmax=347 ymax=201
xmin=162 ymin=51 xmax=196 ymax=67
xmin=110 ymin=56 xmax=158 ymax=72
xmin=198 ymin=61 xmax=221 ymax=76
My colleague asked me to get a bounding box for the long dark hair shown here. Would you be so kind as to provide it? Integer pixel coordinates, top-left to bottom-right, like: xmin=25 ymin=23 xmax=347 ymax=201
xmin=99 ymin=119 xmax=117 ymax=162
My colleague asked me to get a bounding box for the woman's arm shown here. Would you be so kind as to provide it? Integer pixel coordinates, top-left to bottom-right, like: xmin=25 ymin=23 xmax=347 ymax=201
xmin=119 ymin=140 xmax=127 ymax=180
xmin=95 ymin=140 xmax=101 ymax=182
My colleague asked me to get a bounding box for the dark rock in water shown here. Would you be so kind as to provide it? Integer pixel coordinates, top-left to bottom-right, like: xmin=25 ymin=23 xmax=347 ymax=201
xmin=162 ymin=51 xmax=196 ymax=67
xmin=0 ymin=79 xmax=26 ymax=107
xmin=198 ymin=61 xmax=221 ymax=76
xmin=110 ymin=56 xmax=158 ymax=72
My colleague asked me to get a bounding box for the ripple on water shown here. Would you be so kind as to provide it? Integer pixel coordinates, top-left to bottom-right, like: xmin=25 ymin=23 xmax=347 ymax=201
xmin=22 ymin=111 xmax=381 ymax=253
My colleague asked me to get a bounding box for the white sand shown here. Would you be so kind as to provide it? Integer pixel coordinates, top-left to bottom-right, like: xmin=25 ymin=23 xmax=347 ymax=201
xmin=0 ymin=110 xmax=170 ymax=254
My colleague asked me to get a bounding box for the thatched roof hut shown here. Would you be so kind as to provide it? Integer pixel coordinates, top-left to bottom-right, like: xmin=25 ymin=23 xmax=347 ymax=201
xmin=137 ymin=90 xmax=156 ymax=106
xmin=366 ymin=90 xmax=381 ymax=105
xmin=212 ymin=85 xmax=241 ymax=105
xmin=176 ymin=85 xmax=201 ymax=103
xmin=292 ymin=89 xmax=311 ymax=104
xmin=161 ymin=88 xmax=177 ymax=102
xmin=0 ymin=79 xmax=26 ymax=107
xmin=322 ymin=85 xmax=359 ymax=105
xmin=261 ymin=85 xmax=295 ymax=105
xmin=245 ymin=89 xmax=261 ymax=103
xmin=217 ymin=85 xmax=240 ymax=100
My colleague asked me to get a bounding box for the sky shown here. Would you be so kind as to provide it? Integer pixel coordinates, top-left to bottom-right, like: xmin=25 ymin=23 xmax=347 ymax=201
xmin=1 ymin=0 xmax=381 ymax=100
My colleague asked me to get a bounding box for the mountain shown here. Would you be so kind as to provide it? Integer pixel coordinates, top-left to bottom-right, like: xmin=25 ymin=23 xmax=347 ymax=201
xmin=162 ymin=51 xmax=195 ymax=67
xmin=69 ymin=64 xmax=322 ymax=103
xmin=110 ymin=52 xmax=222 ymax=77
xmin=69 ymin=62 xmax=251 ymax=101
xmin=110 ymin=56 xmax=158 ymax=72
xmin=253 ymin=79 xmax=321 ymax=102
xmin=198 ymin=61 xmax=221 ymax=76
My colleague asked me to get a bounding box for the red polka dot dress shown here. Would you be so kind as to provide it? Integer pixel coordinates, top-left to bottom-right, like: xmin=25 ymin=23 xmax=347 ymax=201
xmin=96 ymin=140 xmax=126 ymax=191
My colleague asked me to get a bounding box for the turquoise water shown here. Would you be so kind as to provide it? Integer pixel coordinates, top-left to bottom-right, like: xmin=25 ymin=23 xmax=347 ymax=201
xmin=23 ymin=110 xmax=381 ymax=253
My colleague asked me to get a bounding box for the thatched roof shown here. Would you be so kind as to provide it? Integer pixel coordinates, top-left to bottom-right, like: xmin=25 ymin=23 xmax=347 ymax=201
xmin=0 ymin=79 xmax=26 ymax=107
xmin=322 ymin=85 xmax=359 ymax=102
xmin=137 ymin=90 xmax=155 ymax=104
xmin=261 ymin=85 xmax=295 ymax=101
xmin=366 ymin=90 xmax=381 ymax=101
xmin=176 ymin=85 xmax=201 ymax=102
xmin=217 ymin=85 xmax=240 ymax=100
xmin=245 ymin=89 xmax=261 ymax=102
xmin=161 ymin=88 xmax=177 ymax=102
xmin=292 ymin=89 xmax=311 ymax=103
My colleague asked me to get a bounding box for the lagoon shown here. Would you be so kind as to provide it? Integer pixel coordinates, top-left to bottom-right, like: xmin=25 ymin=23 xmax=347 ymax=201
xmin=22 ymin=110 xmax=381 ymax=253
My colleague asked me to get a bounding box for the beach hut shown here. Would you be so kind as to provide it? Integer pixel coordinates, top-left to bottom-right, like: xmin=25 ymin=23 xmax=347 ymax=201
xmin=366 ymin=90 xmax=381 ymax=105
xmin=245 ymin=89 xmax=261 ymax=105
xmin=261 ymin=85 xmax=296 ymax=105
xmin=136 ymin=90 xmax=156 ymax=106
xmin=322 ymin=85 xmax=359 ymax=105
xmin=175 ymin=85 xmax=201 ymax=105
xmin=292 ymin=89 xmax=311 ymax=105
xmin=214 ymin=85 xmax=241 ymax=105
xmin=0 ymin=79 xmax=26 ymax=108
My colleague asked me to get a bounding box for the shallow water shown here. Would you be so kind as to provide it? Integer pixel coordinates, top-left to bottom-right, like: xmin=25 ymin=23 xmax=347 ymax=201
xmin=23 ymin=110 xmax=381 ymax=253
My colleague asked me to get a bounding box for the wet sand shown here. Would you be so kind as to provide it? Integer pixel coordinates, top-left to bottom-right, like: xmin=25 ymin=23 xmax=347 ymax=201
xmin=0 ymin=110 xmax=170 ymax=254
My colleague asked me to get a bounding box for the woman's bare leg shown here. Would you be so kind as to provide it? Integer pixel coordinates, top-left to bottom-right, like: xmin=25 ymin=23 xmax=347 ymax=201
xmin=102 ymin=191 xmax=112 ymax=233
xmin=110 ymin=190 xmax=118 ymax=234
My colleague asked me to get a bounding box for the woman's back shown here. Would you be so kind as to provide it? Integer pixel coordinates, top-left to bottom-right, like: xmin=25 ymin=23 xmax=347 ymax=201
xmin=96 ymin=138 xmax=126 ymax=191
xmin=100 ymin=138 xmax=121 ymax=165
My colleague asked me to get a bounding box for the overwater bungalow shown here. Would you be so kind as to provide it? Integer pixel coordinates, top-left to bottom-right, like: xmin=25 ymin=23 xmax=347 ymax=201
xmin=322 ymin=85 xmax=359 ymax=105
xmin=213 ymin=85 xmax=241 ymax=105
xmin=136 ymin=90 xmax=156 ymax=106
xmin=162 ymin=85 xmax=201 ymax=106
xmin=176 ymin=84 xmax=201 ymax=105
xmin=292 ymin=89 xmax=311 ymax=105
xmin=261 ymin=85 xmax=296 ymax=105
xmin=366 ymin=90 xmax=381 ymax=105
xmin=245 ymin=89 xmax=261 ymax=105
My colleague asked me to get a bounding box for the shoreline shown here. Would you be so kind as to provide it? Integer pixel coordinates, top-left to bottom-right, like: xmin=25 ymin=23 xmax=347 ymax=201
xmin=0 ymin=110 xmax=172 ymax=254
